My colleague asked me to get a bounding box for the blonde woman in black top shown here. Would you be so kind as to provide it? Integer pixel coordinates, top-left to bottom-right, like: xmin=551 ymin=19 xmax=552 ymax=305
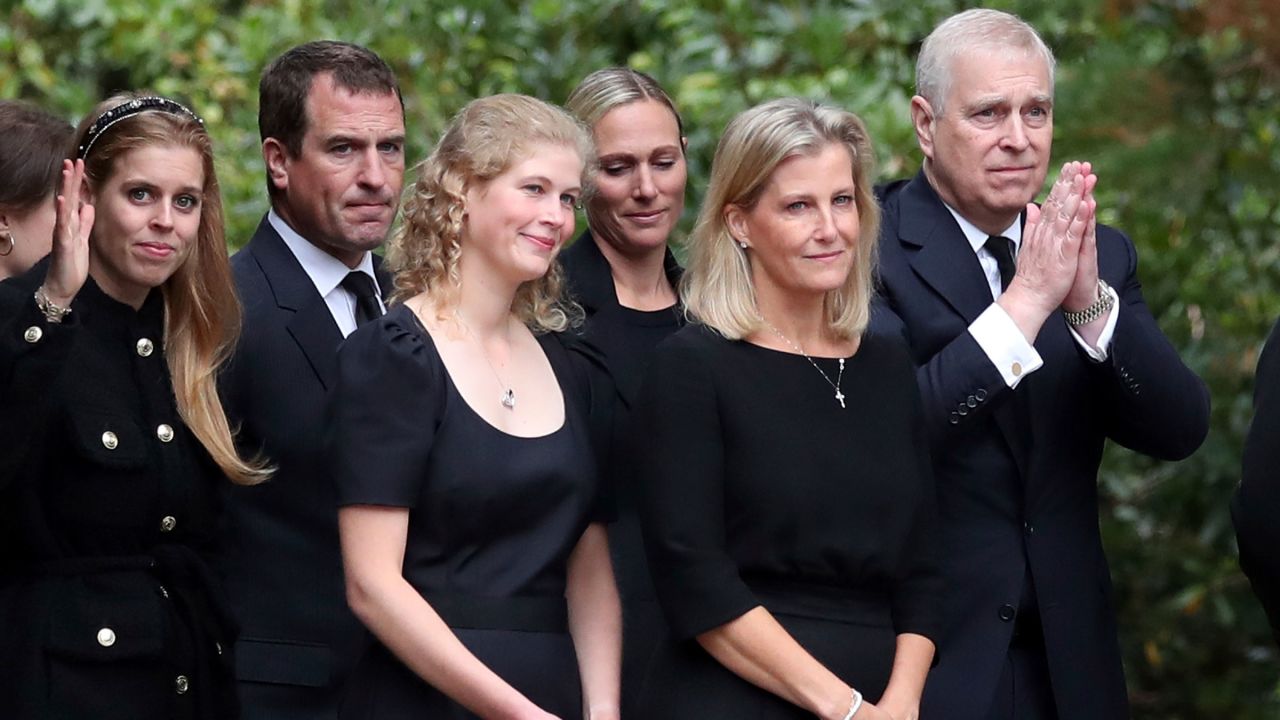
xmin=636 ymin=98 xmax=939 ymax=720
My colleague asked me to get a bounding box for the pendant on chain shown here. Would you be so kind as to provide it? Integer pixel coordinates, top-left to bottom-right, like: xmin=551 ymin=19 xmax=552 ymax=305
xmin=501 ymin=388 xmax=516 ymax=409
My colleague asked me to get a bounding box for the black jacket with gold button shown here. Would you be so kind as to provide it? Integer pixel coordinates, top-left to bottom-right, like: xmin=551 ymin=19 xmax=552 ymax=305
xmin=0 ymin=258 xmax=238 ymax=720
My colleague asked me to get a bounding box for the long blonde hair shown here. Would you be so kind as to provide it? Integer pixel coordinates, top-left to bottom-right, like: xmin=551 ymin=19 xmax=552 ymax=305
xmin=682 ymin=98 xmax=880 ymax=341
xmin=73 ymin=92 xmax=269 ymax=485
xmin=387 ymin=94 xmax=594 ymax=332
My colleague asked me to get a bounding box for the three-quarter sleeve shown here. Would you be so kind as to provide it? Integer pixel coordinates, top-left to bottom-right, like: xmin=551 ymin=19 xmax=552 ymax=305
xmin=887 ymin=340 xmax=944 ymax=645
xmin=636 ymin=332 xmax=760 ymax=639
xmin=326 ymin=313 xmax=445 ymax=508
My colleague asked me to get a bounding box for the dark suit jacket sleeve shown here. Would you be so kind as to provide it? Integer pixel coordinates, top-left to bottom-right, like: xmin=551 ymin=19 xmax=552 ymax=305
xmin=878 ymin=228 xmax=1209 ymax=459
xmin=1090 ymin=227 xmax=1209 ymax=460
xmin=1234 ymin=316 xmax=1280 ymax=644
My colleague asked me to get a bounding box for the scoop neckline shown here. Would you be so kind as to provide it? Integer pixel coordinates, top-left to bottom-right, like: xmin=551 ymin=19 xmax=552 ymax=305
xmin=393 ymin=304 xmax=569 ymax=440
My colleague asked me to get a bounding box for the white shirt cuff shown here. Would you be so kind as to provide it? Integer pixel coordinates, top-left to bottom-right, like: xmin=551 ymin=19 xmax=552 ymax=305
xmin=969 ymin=304 xmax=1045 ymax=388
xmin=1066 ymin=284 xmax=1121 ymax=362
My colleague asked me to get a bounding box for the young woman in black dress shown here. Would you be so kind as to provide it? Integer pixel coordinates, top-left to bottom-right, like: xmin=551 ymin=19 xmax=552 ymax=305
xmin=635 ymin=98 xmax=939 ymax=720
xmin=0 ymin=92 xmax=266 ymax=719
xmin=0 ymin=100 xmax=73 ymax=280
xmin=329 ymin=94 xmax=621 ymax=720
xmin=561 ymin=67 xmax=686 ymax=716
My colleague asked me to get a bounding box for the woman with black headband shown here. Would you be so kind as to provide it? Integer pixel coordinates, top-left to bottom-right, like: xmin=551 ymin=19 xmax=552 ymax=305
xmin=0 ymin=92 xmax=266 ymax=719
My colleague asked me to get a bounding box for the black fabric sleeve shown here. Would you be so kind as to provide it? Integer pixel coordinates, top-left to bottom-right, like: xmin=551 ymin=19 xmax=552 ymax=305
xmin=1235 ymin=316 xmax=1280 ymax=645
xmin=326 ymin=314 xmax=444 ymax=508
xmin=0 ymin=279 xmax=80 ymax=489
xmin=636 ymin=332 xmax=760 ymax=640
xmin=886 ymin=342 xmax=944 ymax=646
xmin=560 ymin=333 xmax=618 ymax=524
xmin=1093 ymin=227 xmax=1210 ymax=461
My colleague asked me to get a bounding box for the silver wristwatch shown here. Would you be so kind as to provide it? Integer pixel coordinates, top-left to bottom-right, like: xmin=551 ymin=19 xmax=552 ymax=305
xmin=1063 ymin=279 xmax=1115 ymax=326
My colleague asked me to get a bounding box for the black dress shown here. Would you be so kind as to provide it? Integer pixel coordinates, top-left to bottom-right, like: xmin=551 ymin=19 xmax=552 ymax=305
xmin=0 ymin=261 xmax=238 ymax=720
xmin=327 ymin=305 xmax=602 ymax=720
xmin=561 ymin=232 xmax=683 ymax=716
xmin=635 ymin=324 xmax=940 ymax=718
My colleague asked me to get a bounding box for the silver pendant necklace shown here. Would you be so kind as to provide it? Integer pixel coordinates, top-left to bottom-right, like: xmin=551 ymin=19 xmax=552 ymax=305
xmin=456 ymin=311 xmax=517 ymax=410
xmin=763 ymin=320 xmax=847 ymax=408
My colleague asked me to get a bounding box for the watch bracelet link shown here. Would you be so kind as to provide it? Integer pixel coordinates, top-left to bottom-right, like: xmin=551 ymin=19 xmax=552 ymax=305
xmin=1062 ymin=279 xmax=1114 ymax=326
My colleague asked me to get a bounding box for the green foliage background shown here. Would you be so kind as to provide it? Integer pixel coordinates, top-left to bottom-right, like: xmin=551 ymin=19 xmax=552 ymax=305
xmin=4 ymin=0 xmax=1279 ymax=715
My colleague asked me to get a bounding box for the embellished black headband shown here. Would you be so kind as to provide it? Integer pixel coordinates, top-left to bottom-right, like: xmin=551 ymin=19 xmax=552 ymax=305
xmin=76 ymin=96 xmax=204 ymax=161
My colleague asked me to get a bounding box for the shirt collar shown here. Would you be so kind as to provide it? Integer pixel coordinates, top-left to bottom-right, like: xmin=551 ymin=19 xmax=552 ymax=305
xmin=942 ymin=203 xmax=1023 ymax=256
xmin=268 ymin=208 xmax=379 ymax=297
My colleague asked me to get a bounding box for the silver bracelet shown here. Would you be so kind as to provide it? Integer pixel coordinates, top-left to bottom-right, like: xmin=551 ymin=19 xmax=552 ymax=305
xmin=841 ymin=688 xmax=863 ymax=720
xmin=34 ymin=286 xmax=72 ymax=324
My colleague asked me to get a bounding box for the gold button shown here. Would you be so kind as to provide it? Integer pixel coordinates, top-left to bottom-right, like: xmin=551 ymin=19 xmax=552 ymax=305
xmin=23 ymin=326 xmax=42 ymax=343
xmin=160 ymin=515 xmax=177 ymax=533
xmin=175 ymin=675 xmax=189 ymax=694
xmin=136 ymin=338 xmax=154 ymax=357
xmin=1011 ymin=362 xmax=1023 ymax=377
xmin=101 ymin=431 xmax=118 ymax=450
xmin=96 ymin=627 xmax=116 ymax=647
xmin=156 ymin=424 xmax=174 ymax=443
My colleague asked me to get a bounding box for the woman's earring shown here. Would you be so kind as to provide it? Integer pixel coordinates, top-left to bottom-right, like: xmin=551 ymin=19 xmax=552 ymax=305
xmin=0 ymin=231 xmax=14 ymax=257
xmin=738 ymin=240 xmax=748 ymax=250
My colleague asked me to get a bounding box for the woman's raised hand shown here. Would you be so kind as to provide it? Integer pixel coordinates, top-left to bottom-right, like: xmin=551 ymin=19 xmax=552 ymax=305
xmin=42 ymin=159 xmax=95 ymax=307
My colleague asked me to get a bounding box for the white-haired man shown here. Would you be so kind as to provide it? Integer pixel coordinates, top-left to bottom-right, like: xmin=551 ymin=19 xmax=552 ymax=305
xmin=875 ymin=9 xmax=1209 ymax=719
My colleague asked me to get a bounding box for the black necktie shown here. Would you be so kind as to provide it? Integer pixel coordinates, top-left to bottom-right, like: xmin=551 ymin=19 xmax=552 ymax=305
xmin=340 ymin=271 xmax=382 ymax=326
xmin=984 ymin=235 xmax=1017 ymax=292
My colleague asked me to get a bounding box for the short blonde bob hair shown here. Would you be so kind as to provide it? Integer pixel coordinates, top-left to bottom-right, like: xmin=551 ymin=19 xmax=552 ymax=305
xmin=387 ymin=93 xmax=594 ymax=332
xmin=682 ymin=97 xmax=880 ymax=341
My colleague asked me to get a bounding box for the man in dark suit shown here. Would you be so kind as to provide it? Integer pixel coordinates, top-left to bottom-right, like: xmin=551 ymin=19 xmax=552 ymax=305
xmin=875 ymin=9 xmax=1210 ymax=719
xmin=218 ymin=41 xmax=405 ymax=719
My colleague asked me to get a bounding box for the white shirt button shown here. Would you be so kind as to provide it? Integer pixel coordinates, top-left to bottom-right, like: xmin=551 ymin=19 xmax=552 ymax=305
xmin=96 ymin=627 xmax=116 ymax=647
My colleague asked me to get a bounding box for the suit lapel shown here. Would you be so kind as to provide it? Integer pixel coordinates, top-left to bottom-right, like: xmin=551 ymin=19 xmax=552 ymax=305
xmin=247 ymin=218 xmax=344 ymax=390
xmin=896 ymin=173 xmax=993 ymax=326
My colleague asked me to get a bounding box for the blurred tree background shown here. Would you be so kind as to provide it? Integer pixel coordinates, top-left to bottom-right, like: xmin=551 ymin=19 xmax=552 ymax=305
xmin=4 ymin=0 xmax=1279 ymax=715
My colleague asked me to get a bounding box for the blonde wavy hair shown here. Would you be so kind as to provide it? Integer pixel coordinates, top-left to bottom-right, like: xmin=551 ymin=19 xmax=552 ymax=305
xmin=682 ymin=97 xmax=880 ymax=341
xmin=387 ymin=94 xmax=594 ymax=333
xmin=74 ymin=92 xmax=269 ymax=485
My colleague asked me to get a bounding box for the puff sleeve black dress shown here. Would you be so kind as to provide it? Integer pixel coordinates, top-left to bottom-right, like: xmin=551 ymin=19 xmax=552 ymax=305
xmin=0 ymin=262 xmax=238 ymax=720
xmin=328 ymin=305 xmax=602 ymax=720
xmin=636 ymin=324 xmax=940 ymax=718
